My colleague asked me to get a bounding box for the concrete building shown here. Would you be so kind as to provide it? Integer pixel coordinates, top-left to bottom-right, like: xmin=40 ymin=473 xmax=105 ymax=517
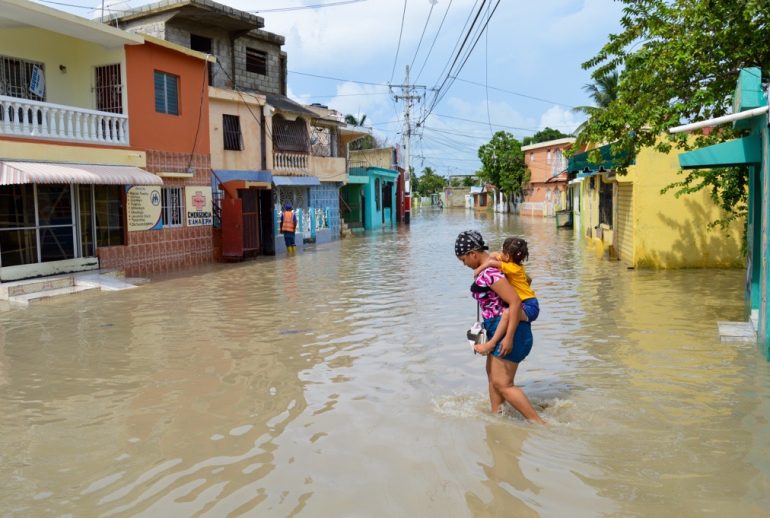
xmin=521 ymin=137 xmax=575 ymax=217
xmin=0 ymin=0 xmax=213 ymax=280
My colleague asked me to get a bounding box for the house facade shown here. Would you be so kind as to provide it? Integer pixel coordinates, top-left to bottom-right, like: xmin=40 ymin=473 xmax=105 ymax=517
xmin=112 ymin=0 xmax=359 ymax=253
xmin=0 ymin=0 xmax=172 ymax=281
xmin=568 ymin=143 xmax=743 ymax=269
xmin=521 ymin=137 xmax=574 ymax=217
xmin=344 ymin=148 xmax=399 ymax=230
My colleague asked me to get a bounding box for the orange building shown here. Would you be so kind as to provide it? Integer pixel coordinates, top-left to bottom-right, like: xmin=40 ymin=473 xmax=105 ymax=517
xmin=520 ymin=137 xmax=576 ymax=217
xmin=96 ymin=37 xmax=216 ymax=275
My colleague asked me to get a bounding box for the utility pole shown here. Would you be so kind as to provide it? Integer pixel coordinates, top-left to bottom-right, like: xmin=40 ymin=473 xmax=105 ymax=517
xmin=391 ymin=65 xmax=425 ymax=224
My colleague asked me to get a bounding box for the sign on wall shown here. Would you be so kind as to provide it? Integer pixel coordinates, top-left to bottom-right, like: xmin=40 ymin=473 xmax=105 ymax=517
xmin=126 ymin=185 xmax=162 ymax=231
xmin=186 ymin=186 xmax=213 ymax=226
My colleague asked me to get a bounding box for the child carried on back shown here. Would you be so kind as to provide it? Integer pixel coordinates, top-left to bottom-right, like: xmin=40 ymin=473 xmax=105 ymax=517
xmin=473 ymin=237 xmax=539 ymax=355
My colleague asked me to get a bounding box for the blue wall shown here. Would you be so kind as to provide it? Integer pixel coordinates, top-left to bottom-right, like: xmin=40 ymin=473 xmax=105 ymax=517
xmin=309 ymin=182 xmax=341 ymax=238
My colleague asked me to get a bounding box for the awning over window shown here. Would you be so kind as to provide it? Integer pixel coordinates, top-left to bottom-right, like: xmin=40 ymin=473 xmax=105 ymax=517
xmin=678 ymin=135 xmax=762 ymax=170
xmin=211 ymin=169 xmax=273 ymax=189
xmin=567 ymin=143 xmax=632 ymax=173
xmin=272 ymin=175 xmax=320 ymax=187
xmin=0 ymin=161 xmax=162 ymax=186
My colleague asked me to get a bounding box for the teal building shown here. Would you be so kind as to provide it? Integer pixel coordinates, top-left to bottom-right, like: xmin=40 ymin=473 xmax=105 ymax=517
xmin=671 ymin=68 xmax=768 ymax=358
xmin=340 ymin=166 xmax=399 ymax=230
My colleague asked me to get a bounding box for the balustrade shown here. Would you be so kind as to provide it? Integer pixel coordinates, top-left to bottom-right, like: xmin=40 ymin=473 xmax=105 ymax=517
xmin=273 ymin=152 xmax=308 ymax=171
xmin=0 ymin=95 xmax=129 ymax=146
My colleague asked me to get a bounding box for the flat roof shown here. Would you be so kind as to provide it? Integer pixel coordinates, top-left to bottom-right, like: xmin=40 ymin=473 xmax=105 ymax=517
xmin=143 ymin=34 xmax=216 ymax=62
xmin=521 ymin=137 xmax=576 ymax=152
xmin=112 ymin=0 xmax=264 ymax=32
xmin=0 ymin=0 xmax=143 ymax=48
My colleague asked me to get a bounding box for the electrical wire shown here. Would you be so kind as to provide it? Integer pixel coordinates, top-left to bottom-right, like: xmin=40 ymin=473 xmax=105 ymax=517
xmin=389 ymin=0 xmax=409 ymax=84
xmin=33 ymin=0 xmax=368 ymax=14
xmin=484 ymin=0 xmax=492 ymax=136
xmin=452 ymin=77 xmax=576 ymax=108
xmin=414 ymin=0 xmax=453 ymax=83
xmin=288 ymin=70 xmax=389 ymax=87
xmin=425 ymin=0 xmax=501 ymax=122
xmin=408 ymin=0 xmax=436 ymax=72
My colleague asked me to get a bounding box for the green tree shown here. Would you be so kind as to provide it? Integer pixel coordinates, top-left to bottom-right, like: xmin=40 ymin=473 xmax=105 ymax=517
xmin=462 ymin=175 xmax=476 ymax=187
xmin=522 ymin=127 xmax=572 ymax=146
xmin=408 ymin=166 xmax=419 ymax=194
xmin=416 ymin=166 xmax=446 ymax=195
xmin=477 ymin=131 xmax=529 ymax=195
xmin=450 ymin=177 xmax=462 ymax=188
xmin=578 ymin=0 xmax=767 ymax=227
xmin=571 ymin=71 xmax=619 ymax=136
xmin=345 ymin=113 xmax=378 ymax=151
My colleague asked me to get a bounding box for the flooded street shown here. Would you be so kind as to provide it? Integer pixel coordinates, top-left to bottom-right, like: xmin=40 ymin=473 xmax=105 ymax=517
xmin=2 ymin=209 xmax=770 ymax=516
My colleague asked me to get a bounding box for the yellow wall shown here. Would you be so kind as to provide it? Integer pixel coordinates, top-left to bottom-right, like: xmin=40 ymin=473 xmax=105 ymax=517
xmin=311 ymin=156 xmax=346 ymax=182
xmin=0 ymin=140 xmax=145 ymax=166
xmin=208 ymin=88 xmax=264 ymax=171
xmin=0 ymin=27 xmax=125 ymax=109
xmin=349 ymin=148 xmax=394 ymax=170
xmin=624 ymin=146 xmax=743 ymax=269
xmin=577 ymin=145 xmax=744 ymax=268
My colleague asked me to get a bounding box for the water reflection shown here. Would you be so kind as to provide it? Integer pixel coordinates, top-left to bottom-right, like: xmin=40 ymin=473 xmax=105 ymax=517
xmin=1 ymin=209 xmax=769 ymax=515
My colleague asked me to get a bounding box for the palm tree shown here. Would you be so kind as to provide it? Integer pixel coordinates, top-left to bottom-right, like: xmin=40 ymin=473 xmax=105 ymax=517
xmin=345 ymin=113 xmax=376 ymax=151
xmin=344 ymin=114 xmax=367 ymax=126
xmin=572 ymin=71 xmax=619 ymax=134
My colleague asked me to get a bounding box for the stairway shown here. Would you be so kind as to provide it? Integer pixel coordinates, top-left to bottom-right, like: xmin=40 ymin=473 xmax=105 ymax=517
xmin=1 ymin=275 xmax=99 ymax=305
xmin=0 ymin=271 xmax=141 ymax=306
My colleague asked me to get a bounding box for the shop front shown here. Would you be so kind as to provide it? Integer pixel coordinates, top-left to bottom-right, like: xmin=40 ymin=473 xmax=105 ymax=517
xmin=0 ymin=161 xmax=162 ymax=281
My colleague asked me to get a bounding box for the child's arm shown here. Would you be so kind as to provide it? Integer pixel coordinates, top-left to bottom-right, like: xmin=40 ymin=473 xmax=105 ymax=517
xmin=473 ymin=257 xmax=503 ymax=278
xmin=474 ymin=309 xmax=508 ymax=355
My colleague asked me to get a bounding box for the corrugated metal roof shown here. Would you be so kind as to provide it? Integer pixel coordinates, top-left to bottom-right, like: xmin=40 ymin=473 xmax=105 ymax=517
xmin=0 ymin=162 xmax=163 ymax=185
xmin=265 ymin=94 xmax=319 ymax=118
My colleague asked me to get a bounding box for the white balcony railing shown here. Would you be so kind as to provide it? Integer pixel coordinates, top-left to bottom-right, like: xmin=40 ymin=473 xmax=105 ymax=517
xmin=273 ymin=151 xmax=308 ymax=171
xmin=0 ymin=95 xmax=129 ymax=146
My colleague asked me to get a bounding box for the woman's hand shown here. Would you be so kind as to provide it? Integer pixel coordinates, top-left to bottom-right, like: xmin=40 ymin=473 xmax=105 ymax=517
xmin=490 ymin=278 xmax=522 ymax=359
xmin=498 ymin=335 xmax=513 ymax=357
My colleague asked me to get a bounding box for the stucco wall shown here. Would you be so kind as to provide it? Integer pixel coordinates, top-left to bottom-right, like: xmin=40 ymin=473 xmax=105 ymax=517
xmin=125 ymin=41 xmax=210 ymax=155
xmin=208 ymin=88 xmax=264 ymax=170
xmin=625 ymin=147 xmax=744 ymax=269
xmin=309 ymin=183 xmax=341 ymax=237
xmin=0 ymin=27 xmax=125 ymax=109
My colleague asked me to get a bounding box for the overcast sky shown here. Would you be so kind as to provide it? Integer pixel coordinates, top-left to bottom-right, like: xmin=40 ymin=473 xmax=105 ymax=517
xmin=50 ymin=0 xmax=625 ymax=176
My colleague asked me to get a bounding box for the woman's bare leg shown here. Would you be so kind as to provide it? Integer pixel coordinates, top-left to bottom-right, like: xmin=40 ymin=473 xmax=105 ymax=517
xmin=486 ymin=355 xmax=504 ymax=413
xmin=489 ymin=357 xmax=544 ymax=424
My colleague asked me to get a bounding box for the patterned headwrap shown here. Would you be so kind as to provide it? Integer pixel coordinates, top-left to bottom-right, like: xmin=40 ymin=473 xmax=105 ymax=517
xmin=455 ymin=230 xmax=488 ymax=257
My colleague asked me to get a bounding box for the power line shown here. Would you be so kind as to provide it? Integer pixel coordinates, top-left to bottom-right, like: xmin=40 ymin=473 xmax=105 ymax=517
xmin=389 ymin=0 xmax=409 ymax=84
xmin=288 ymin=70 xmax=389 ymax=86
xmin=452 ymin=77 xmax=576 ymax=108
xmin=408 ymin=0 xmax=436 ymax=72
xmin=34 ymin=0 xmax=369 ymax=14
xmin=425 ymin=0 xmax=501 ymax=121
xmin=414 ymin=0 xmax=453 ymax=83
xmin=484 ymin=0 xmax=492 ymax=136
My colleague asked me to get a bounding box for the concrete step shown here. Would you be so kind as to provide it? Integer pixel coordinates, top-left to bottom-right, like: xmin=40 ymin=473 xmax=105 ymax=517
xmin=718 ymin=320 xmax=756 ymax=343
xmin=1 ymin=275 xmax=75 ymax=298
xmin=9 ymin=285 xmax=100 ymax=306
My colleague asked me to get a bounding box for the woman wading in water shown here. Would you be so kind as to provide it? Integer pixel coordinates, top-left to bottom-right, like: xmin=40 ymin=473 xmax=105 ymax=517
xmin=455 ymin=230 xmax=545 ymax=424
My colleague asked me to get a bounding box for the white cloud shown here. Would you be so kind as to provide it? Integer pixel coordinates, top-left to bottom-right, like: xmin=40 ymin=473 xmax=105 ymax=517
xmin=538 ymin=105 xmax=583 ymax=134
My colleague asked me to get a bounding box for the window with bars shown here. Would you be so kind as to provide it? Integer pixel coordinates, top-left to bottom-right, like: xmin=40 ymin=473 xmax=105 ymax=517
xmin=154 ymin=71 xmax=179 ymax=115
xmin=162 ymin=187 xmax=183 ymax=227
xmin=598 ymin=179 xmax=613 ymax=226
xmin=95 ymin=64 xmax=123 ymax=113
xmin=222 ymin=114 xmax=243 ymax=151
xmin=273 ymin=116 xmax=309 ymax=152
xmin=246 ymin=48 xmax=267 ymax=75
xmin=0 ymin=55 xmax=45 ymax=101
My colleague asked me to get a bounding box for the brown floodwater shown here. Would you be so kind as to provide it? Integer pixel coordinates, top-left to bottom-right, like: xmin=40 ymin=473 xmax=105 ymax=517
xmin=1 ymin=209 xmax=769 ymax=517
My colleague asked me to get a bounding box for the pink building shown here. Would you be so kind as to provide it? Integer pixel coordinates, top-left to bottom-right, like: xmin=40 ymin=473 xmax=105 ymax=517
xmin=520 ymin=137 xmax=576 ymax=217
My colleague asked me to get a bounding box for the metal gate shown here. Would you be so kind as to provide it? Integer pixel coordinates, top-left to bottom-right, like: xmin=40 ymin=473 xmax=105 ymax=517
xmin=240 ymin=189 xmax=260 ymax=253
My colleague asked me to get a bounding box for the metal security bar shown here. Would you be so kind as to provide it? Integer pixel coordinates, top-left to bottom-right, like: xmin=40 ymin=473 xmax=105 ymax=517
xmin=0 ymin=55 xmax=45 ymax=101
xmin=94 ymin=64 xmax=123 ymax=114
xmin=222 ymin=114 xmax=243 ymax=150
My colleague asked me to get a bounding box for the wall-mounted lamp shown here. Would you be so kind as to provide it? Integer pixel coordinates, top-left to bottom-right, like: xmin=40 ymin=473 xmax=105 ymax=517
xmin=59 ymin=64 xmax=67 ymax=73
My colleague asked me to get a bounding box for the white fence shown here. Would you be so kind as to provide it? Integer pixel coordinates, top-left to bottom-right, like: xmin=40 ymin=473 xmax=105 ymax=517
xmin=0 ymin=95 xmax=129 ymax=145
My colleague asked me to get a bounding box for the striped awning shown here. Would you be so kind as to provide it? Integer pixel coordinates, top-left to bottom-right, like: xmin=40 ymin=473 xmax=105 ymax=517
xmin=0 ymin=161 xmax=163 ymax=186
